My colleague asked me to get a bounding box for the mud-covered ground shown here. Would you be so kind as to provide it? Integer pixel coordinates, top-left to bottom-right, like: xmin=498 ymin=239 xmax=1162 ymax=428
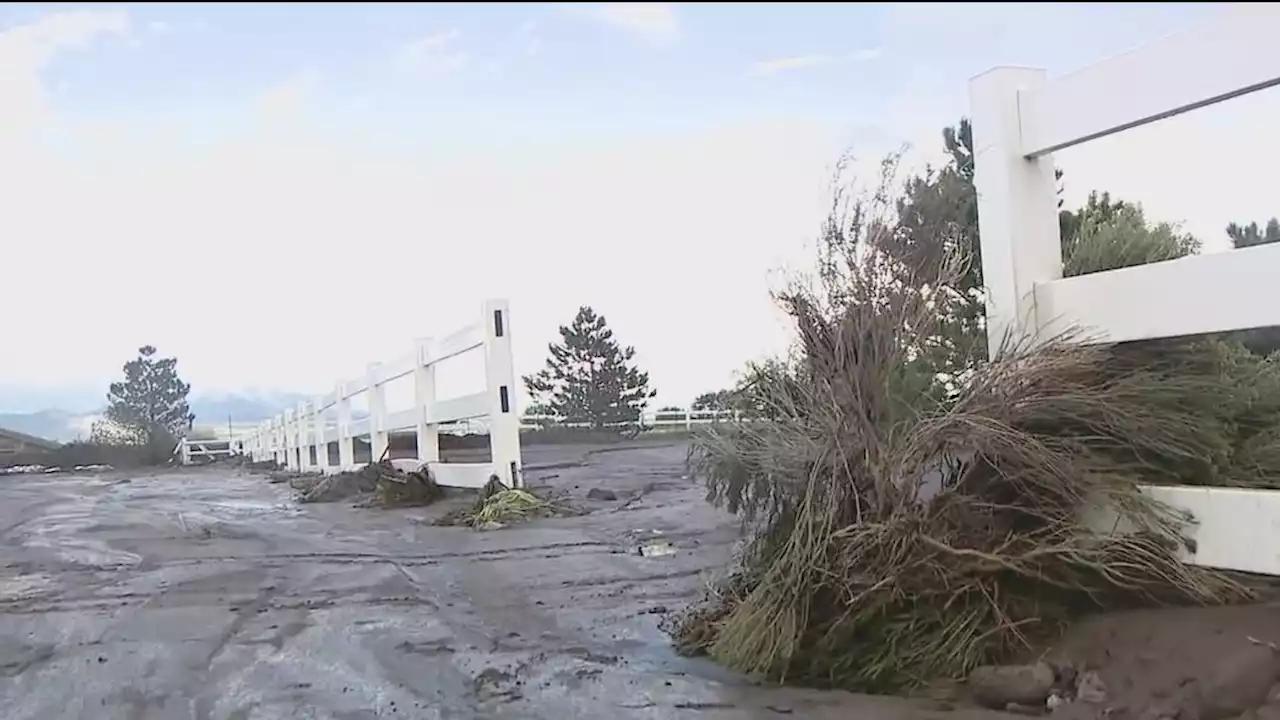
xmin=0 ymin=441 xmax=1016 ymax=720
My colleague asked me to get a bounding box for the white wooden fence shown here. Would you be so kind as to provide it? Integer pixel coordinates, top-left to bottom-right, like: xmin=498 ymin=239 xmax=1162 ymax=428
xmin=970 ymin=4 xmax=1280 ymax=576
xmin=178 ymin=438 xmax=236 ymax=464
xmin=238 ymin=299 xmax=522 ymax=489
xmin=520 ymin=409 xmax=738 ymax=432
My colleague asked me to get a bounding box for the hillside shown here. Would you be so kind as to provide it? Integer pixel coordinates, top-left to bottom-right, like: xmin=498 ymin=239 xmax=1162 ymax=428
xmin=0 ymin=391 xmax=311 ymax=443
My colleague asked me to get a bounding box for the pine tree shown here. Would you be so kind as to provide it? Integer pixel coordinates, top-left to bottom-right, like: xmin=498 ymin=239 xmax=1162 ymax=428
xmin=523 ymin=306 xmax=656 ymax=431
xmin=102 ymin=345 xmax=194 ymax=448
xmin=1227 ymin=218 xmax=1280 ymax=249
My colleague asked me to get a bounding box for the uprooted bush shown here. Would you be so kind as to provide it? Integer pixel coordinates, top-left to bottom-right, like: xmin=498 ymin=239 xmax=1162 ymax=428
xmin=667 ymin=161 xmax=1261 ymax=694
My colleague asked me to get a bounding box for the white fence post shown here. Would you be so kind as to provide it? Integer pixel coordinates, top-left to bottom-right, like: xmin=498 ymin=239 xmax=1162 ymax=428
xmin=298 ymin=402 xmax=313 ymax=471
xmin=273 ymin=418 xmax=283 ymax=466
xmin=282 ymin=409 xmax=296 ymax=471
xmin=969 ymin=67 xmax=1063 ymax=358
xmin=414 ymin=337 xmax=440 ymax=464
xmin=367 ymin=363 xmax=388 ymax=462
xmin=337 ymin=382 xmax=354 ymax=470
xmin=483 ymin=299 xmax=522 ymax=488
xmin=312 ymin=403 xmax=327 ymax=470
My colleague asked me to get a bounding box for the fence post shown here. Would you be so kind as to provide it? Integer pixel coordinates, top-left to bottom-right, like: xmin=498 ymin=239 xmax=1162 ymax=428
xmin=297 ymin=402 xmax=313 ymax=471
xmin=281 ymin=409 xmax=297 ymax=470
xmin=969 ymin=67 xmax=1063 ymax=359
xmin=483 ymin=299 xmax=522 ymax=488
xmin=414 ymin=337 xmax=440 ymax=465
xmin=312 ymin=402 xmax=327 ymax=471
xmin=367 ymin=363 xmax=389 ymax=462
xmin=275 ymin=415 xmax=285 ymax=466
xmin=337 ymin=382 xmax=354 ymax=470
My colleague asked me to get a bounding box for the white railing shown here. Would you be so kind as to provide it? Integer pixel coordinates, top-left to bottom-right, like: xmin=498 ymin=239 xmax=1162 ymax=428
xmin=178 ymin=438 xmax=237 ymax=465
xmin=520 ymin=409 xmax=738 ymax=431
xmin=969 ymin=4 xmax=1280 ymax=575
xmin=971 ymin=4 xmax=1280 ymax=353
xmin=240 ymin=299 xmax=522 ymax=489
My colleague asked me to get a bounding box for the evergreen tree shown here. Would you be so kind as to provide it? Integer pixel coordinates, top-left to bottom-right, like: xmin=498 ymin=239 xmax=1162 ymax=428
xmin=692 ymin=390 xmax=732 ymax=411
xmin=1227 ymin=218 xmax=1280 ymax=249
xmin=523 ymin=306 xmax=656 ymax=430
xmin=102 ymin=345 xmax=194 ymax=448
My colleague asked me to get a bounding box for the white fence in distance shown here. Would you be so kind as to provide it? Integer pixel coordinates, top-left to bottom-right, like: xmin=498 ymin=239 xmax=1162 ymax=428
xmin=239 ymin=299 xmax=522 ymax=489
xmin=178 ymin=439 xmax=236 ymax=464
xmin=969 ymin=4 xmax=1280 ymax=575
xmin=520 ymin=409 xmax=738 ymax=432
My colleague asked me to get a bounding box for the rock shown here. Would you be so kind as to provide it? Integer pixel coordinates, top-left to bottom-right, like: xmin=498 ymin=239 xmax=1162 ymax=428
xmin=969 ymin=662 xmax=1056 ymax=709
xmin=586 ymin=488 xmax=618 ymax=501
xmin=1255 ymin=705 xmax=1280 ymax=720
xmin=1269 ymin=682 xmax=1280 ymax=704
xmin=1076 ymin=670 xmax=1108 ymax=704
xmin=1004 ymin=702 xmax=1046 ymax=716
xmin=1190 ymin=643 xmax=1280 ymax=720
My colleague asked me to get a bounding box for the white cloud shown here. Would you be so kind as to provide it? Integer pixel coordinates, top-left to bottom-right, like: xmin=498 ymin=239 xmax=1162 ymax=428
xmin=562 ymin=3 xmax=679 ymax=45
xmin=146 ymin=20 xmax=171 ymax=35
xmin=255 ymin=72 xmax=318 ymax=122
xmin=400 ymin=28 xmax=468 ymax=72
xmin=517 ymin=21 xmax=543 ymax=57
xmin=0 ymin=12 xmax=843 ymax=412
xmin=749 ymin=48 xmax=882 ymax=77
xmin=0 ymin=9 xmax=129 ymax=141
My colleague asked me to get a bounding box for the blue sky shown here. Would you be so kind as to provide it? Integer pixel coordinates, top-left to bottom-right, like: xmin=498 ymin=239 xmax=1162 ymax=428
xmin=1 ymin=2 xmax=1274 ymax=415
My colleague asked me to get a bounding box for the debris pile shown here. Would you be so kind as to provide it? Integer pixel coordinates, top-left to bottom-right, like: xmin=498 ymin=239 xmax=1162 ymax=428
xmin=293 ymin=460 xmax=442 ymax=507
xmin=436 ymin=476 xmax=573 ymax=529
xmin=373 ymin=462 xmax=443 ymax=507
xmin=666 ymin=182 xmax=1256 ymax=695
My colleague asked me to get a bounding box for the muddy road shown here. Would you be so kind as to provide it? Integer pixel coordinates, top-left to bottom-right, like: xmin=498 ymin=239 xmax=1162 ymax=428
xmin=0 ymin=441 xmax=1010 ymax=719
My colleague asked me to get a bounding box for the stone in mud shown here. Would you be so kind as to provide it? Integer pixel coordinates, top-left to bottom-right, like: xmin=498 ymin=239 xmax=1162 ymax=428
xmin=1188 ymin=642 xmax=1280 ymax=720
xmin=969 ymin=662 xmax=1056 ymax=709
xmin=586 ymin=488 xmax=617 ymax=501
xmin=1075 ymin=670 xmax=1107 ymax=704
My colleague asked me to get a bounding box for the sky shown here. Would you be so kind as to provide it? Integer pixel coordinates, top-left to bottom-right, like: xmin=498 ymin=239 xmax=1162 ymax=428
xmin=3 ymin=2 xmax=1279 ymax=415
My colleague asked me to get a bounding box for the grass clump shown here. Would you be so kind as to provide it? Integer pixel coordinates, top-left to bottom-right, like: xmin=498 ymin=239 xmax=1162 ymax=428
xmin=667 ymin=161 xmax=1256 ymax=693
xmin=436 ymin=477 xmax=575 ymax=528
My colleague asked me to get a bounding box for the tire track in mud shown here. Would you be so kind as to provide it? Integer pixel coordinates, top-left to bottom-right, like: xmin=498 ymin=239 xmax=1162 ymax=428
xmin=0 ymin=563 xmax=716 ymax=616
xmin=0 ymin=539 xmax=616 ymax=575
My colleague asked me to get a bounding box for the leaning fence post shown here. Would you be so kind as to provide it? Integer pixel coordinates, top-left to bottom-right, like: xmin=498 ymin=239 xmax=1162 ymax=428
xmin=969 ymin=67 xmax=1063 ymax=359
xmin=483 ymin=299 xmax=522 ymax=488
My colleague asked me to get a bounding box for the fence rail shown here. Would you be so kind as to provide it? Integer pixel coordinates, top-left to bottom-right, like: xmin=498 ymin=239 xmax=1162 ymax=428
xmin=178 ymin=439 xmax=236 ymax=464
xmin=520 ymin=409 xmax=738 ymax=431
xmin=237 ymin=299 xmax=522 ymax=488
xmin=969 ymin=4 xmax=1280 ymax=576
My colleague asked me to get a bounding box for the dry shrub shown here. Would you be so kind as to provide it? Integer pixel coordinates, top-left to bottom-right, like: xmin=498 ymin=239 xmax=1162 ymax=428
xmin=669 ymin=159 xmax=1254 ymax=692
xmin=435 ymin=476 xmax=575 ymax=528
xmin=295 ymin=460 xmax=443 ymax=507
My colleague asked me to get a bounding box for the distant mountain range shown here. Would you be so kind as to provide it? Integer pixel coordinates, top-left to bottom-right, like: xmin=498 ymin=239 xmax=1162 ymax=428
xmin=0 ymin=391 xmax=312 ymax=443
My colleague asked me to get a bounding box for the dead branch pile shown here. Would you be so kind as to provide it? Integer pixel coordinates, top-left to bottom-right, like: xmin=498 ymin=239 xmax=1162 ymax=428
xmin=294 ymin=461 xmax=442 ymax=507
xmin=667 ymin=163 xmax=1259 ymax=693
xmin=373 ymin=462 xmax=444 ymax=507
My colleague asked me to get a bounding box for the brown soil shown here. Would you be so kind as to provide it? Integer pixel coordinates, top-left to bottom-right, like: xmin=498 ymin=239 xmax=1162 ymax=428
xmin=1039 ymin=599 xmax=1280 ymax=719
